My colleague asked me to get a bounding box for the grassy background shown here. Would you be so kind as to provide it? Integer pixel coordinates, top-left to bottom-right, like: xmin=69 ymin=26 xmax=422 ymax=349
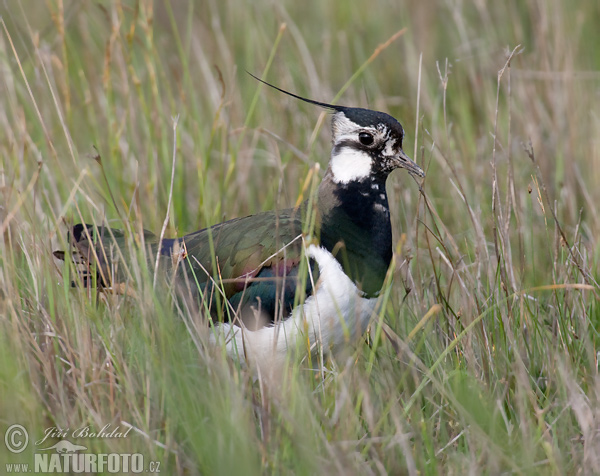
xmin=1 ymin=0 xmax=600 ymax=473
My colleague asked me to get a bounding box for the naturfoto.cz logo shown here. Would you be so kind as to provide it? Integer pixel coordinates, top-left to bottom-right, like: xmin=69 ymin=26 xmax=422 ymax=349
xmin=4 ymin=423 xmax=161 ymax=474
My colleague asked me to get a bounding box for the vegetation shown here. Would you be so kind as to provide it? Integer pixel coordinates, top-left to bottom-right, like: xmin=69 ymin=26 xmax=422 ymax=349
xmin=1 ymin=0 xmax=599 ymax=473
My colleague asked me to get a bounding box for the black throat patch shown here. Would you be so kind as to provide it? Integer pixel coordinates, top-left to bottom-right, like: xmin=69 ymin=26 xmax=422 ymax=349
xmin=318 ymin=176 xmax=393 ymax=297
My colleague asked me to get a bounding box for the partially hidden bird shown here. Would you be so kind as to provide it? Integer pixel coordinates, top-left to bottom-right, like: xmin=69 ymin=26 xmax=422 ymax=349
xmin=55 ymin=75 xmax=424 ymax=366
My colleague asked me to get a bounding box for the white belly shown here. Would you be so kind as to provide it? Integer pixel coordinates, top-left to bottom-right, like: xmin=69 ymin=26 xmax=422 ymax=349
xmin=210 ymin=244 xmax=378 ymax=365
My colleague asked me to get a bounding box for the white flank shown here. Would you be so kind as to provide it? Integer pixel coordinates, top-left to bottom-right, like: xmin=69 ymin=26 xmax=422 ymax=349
xmin=330 ymin=147 xmax=372 ymax=184
xmin=210 ymin=244 xmax=378 ymax=366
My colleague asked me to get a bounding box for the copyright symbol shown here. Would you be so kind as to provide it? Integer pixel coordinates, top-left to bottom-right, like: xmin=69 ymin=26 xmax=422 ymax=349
xmin=5 ymin=424 xmax=29 ymax=453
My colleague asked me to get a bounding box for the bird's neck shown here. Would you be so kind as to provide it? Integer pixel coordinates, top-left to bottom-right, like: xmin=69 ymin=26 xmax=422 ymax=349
xmin=315 ymin=168 xmax=393 ymax=296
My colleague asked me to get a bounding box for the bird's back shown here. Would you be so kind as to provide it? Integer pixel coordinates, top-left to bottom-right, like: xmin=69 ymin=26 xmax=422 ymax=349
xmin=163 ymin=206 xmax=318 ymax=328
xmin=59 ymin=205 xmax=319 ymax=329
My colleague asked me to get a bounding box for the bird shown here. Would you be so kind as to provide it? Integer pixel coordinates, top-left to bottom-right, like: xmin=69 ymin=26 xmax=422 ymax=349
xmin=55 ymin=76 xmax=424 ymax=366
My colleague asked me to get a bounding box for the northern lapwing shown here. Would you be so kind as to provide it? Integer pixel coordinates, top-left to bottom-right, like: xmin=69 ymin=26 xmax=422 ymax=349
xmin=55 ymin=76 xmax=424 ymax=365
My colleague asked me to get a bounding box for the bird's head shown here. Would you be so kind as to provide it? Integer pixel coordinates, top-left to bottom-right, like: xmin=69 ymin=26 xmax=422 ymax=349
xmin=248 ymin=73 xmax=425 ymax=185
xmin=329 ymin=107 xmax=424 ymax=184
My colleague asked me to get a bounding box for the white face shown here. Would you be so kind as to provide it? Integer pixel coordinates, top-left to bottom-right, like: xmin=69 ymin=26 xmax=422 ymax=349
xmin=330 ymin=147 xmax=373 ymax=184
xmin=329 ymin=112 xmax=399 ymax=184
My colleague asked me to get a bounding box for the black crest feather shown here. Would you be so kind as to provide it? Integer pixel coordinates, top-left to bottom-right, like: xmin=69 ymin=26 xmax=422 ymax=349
xmin=247 ymin=71 xmax=345 ymax=112
xmin=247 ymin=72 xmax=409 ymax=134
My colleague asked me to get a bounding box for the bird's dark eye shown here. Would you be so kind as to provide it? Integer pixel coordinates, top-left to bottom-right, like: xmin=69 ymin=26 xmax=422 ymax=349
xmin=358 ymin=132 xmax=374 ymax=146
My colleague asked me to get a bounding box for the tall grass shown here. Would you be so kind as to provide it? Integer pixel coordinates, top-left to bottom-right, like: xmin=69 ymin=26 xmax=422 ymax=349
xmin=1 ymin=0 xmax=599 ymax=473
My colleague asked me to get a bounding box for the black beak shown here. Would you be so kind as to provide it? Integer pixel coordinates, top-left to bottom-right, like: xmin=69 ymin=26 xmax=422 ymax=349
xmin=395 ymin=149 xmax=425 ymax=178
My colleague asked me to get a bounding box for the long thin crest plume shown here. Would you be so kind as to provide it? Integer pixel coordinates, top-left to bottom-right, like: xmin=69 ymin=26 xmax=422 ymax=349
xmin=247 ymin=72 xmax=345 ymax=112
